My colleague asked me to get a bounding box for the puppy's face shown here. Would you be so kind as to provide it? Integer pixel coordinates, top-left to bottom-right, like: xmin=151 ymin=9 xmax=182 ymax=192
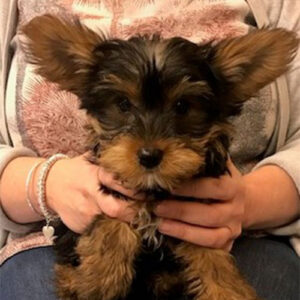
xmin=82 ymin=37 xmax=234 ymax=191
xmin=23 ymin=15 xmax=299 ymax=191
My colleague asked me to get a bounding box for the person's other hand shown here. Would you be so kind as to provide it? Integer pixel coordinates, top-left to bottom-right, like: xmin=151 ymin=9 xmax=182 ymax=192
xmin=155 ymin=158 xmax=246 ymax=251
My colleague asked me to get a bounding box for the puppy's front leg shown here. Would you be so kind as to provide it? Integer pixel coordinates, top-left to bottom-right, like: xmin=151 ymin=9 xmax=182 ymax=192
xmin=174 ymin=242 xmax=260 ymax=300
xmin=56 ymin=216 xmax=141 ymax=300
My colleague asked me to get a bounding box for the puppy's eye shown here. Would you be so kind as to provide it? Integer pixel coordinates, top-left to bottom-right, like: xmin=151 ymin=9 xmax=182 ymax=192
xmin=175 ymin=99 xmax=189 ymax=115
xmin=117 ymin=97 xmax=131 ymax=112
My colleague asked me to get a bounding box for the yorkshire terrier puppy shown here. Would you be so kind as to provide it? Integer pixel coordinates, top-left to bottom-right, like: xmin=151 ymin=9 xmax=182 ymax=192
xmin=22 ymin=15 xmax=298 ymax=300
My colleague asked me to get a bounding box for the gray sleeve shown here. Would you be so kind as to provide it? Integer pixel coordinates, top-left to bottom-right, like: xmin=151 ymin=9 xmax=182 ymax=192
xmin=0 ymin=0 xmax=40 ymax=246
xmin=254 ymin=0 xmax=300 ymax=195
xmin=251 ymin=0 xmax=300 ymax=244
xmin=253 ymin=46 xmax=300 ymax=240
xmin=0 ymin=0 xmax=18 ymax=145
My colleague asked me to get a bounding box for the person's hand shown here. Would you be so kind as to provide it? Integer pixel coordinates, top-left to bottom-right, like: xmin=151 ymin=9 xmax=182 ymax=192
xmin=155 ymin=158 xmax=246 ymax=251
xmin=42 ymin=153 xmax=137 ymax=233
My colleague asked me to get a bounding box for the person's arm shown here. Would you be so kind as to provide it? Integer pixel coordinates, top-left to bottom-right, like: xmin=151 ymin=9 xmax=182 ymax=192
xmin=0 ymin=0 xmax=43 ymax=241
xmin=0 ymin=153 xmax=138 ymax=233
xmin=243 ymin=163 xmax=300 ymax=230
xmin=0 ymin=156 xmax=46 ymax=224
xmin=248 ymin=0 xmax=300 ymax=232
xmin=0 ymin=1 xmax=138 ymax=241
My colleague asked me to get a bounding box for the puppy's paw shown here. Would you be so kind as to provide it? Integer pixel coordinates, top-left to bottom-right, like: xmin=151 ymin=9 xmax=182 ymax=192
xmin=55 ymin=217 xmax=141 ymax=300
xmin=197 ymin=282 xmax=260 ymax=300
xmin=174 ymin=243 xmax=261 ymax=300
xmin=55 ymin=264 xmax=80 ymax=300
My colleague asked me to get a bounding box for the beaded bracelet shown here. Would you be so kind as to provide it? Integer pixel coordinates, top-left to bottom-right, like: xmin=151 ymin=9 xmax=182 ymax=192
xmin=25 ymin=161 xmax=44 ymax=216
xmin=37 ymin=153 xmax=69 ymax=239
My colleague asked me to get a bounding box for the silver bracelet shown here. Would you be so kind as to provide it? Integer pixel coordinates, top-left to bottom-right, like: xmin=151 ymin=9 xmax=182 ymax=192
xmin=37 ymin=153 xmax=69 ymax=239
xmin=25 ymin=161 xmax=43 ymax=217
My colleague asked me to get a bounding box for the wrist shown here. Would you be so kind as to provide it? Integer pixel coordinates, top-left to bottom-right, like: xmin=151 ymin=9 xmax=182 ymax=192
xmin=31 ymin=155 xmax=69 ymax=218
xmin=0 ymin=157 xmax=46 ymax=223
xmin=241 ymin=176 xmax=255 ymax=230
xmin=42 ymin=156 xmax=69 ymax=215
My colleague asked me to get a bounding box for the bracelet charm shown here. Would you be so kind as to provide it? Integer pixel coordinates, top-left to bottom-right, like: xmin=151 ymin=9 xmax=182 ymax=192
xmin=37 ymin=153 xmax=69 ymax=239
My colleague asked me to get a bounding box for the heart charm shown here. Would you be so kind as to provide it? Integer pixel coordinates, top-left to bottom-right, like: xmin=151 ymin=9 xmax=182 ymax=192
xmin=42 ymin=225 xmax=55 ymax=240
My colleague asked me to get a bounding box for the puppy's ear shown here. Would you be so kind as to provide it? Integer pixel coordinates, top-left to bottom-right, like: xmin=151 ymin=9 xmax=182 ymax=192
xmin=22 ymin=14 xmax=104 ymax=95
xmin=208 ymin=29 xmax=299 ymax=115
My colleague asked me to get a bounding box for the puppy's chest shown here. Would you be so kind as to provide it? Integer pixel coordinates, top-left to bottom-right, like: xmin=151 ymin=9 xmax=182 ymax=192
xmin=128 ymin=238 xmax=186 ymax=300
xmin=100 ymin=184 xmax=168 ymax=247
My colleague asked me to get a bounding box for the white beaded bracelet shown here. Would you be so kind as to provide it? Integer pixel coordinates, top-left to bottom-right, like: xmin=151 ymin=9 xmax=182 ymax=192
xmin=37 ymin=153 xmax=69 ymax=239
xmin=25 ymin=161 xmax=43 ymax=217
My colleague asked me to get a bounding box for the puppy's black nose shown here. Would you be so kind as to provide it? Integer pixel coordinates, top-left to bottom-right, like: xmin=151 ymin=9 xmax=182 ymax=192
xmin=137 ymin=147 xmax=163 ymax=169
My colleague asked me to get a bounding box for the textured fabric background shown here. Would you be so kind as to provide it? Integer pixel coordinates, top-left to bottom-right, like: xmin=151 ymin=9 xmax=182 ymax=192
xmin=13 ymin=0 xmax=275 ymax=175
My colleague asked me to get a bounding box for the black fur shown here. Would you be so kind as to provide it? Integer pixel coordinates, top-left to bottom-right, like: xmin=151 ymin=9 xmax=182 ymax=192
xmin=53 ymin=35 xmax=232 ymax=299
xmin=80 ymin=37 xmax=230 ymax=143
xmin=22 ymin=15 xmax=299 ymax=300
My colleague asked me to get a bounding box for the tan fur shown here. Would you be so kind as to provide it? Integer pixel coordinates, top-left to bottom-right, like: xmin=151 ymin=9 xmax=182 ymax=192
xmin=56 ymin=216 xmax=141 ymax=300
xmin=22 ymin=15 xmax=103 ymax=95
xmin=190 ymin=123 xmax=233 ymax=153
xmin=213 ymin=28 xmax=299 ymax=101
xmin=22 ymin=15 xmax=299 ymax=300
xmin=152 ymin=272 xmax=183 ymax=297
xmin=98 ymin=135 xmax=205 ymax=190
xmin=55 ymin=265 xmax=80 ymax=300
xmin=91 ymin=121 xmax=233 ymax=191
xmin=167 ymin=76 xmax=212 ymax=104
xmin=99 ymin=74 xmax=140 ymax=105
xmin=86 ymin=116 xmax=104 ymax=136
xmin=174 ymin=243 xmax=260 ymax=300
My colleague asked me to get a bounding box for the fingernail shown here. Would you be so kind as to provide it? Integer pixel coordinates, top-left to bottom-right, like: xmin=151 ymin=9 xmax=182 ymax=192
xmin=158 ymin=219 xmax=170 ymax=233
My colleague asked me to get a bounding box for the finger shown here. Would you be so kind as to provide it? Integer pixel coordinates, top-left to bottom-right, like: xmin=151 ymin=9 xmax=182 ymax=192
xmin=224 ymin=240 xmax=234 ymax=252
xmin=173 ymin=174 xmax=237 ymax=200
xmin=97 ymin=191 xmax=136 ymax=222
xmin=155 ymin=200 xmax=230 ymax=227
xmin=98 ymin=167 xmax=144 ymax=200
xmin=226 ymin=223 xmax=242 ymax=240
xmin=158 ymin=219 xmax=231 ymax=249
xmin=226 ymin=157 xmax=240 ymax=177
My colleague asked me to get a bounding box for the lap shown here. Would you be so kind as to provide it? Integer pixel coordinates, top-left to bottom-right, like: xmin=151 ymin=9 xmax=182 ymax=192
xmin=232 ymin=236 xmax=300 ymax=300
xmin=0 ymin=237 xmax=298 ymax=300
xmin=0 ymin=246 xmax=57 ymax=300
